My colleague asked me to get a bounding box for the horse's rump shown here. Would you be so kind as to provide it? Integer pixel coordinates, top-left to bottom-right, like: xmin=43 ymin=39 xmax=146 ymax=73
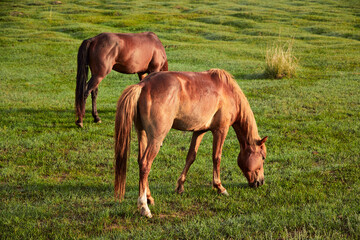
xmin=88 ymin=32 xmax=167 ymax=74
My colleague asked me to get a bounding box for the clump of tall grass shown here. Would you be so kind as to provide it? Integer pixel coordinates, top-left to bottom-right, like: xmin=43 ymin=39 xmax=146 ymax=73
xmin=264 ymin=40 xmax=298 ymax=79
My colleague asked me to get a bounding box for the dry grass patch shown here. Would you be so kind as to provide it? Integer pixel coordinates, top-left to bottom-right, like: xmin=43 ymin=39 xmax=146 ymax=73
xmin=265 ymin=40 xmax=298 ymax=79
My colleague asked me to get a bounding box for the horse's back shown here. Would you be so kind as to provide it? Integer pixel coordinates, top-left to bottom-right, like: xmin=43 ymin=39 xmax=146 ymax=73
xmin=138 ymin=71 xmax=236 ymax=132
xmin=88 ymin=32 xmax=166 ymax=74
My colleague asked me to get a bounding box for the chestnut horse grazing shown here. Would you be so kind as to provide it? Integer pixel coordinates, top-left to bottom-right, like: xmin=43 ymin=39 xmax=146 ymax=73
xmin=75 ymin=32 xmax=168 ymax=127
xmin=114 ymin=69 xmax=267 ymax=217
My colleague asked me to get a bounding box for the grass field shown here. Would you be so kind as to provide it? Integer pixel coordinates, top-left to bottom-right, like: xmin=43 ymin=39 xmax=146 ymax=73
xmin=1 ymin=0 xmax=359 ymax=239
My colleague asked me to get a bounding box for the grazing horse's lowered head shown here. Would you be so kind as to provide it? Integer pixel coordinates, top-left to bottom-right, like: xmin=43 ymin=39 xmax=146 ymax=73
xmin=237 ymin=136 xmax=268 ymax=188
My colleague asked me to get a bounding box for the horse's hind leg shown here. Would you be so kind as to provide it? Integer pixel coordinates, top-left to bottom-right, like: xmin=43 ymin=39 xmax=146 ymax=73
xmin=176 ymin=131 xmax=206 ymax=194
xmin=137 ymin=129 xmax=154 ymax=205
xmin=85 ymin=75 xmax=104 ymax=123
xmin=76 ymin=75 xmax=104 ymax=126
xmin=137 ymin=139 xmax=162 ymax=218
xmin=91 ymin=87 xmax=101 ymax=123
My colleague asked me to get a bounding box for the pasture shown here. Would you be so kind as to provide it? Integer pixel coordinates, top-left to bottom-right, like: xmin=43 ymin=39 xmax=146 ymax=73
xmin=0 ymin=0 xmax=359 ymax=239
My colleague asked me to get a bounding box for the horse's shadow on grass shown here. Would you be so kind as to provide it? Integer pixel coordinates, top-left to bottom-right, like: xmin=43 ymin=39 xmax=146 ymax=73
xmin=3 ymin=179 xmax=255 ymax=220
xmin=0 ymin=107 xmax=117 ymax=130
xmin=4 ymin=181 xmax=137 ymax=210
xmin=225 ymin=182 xmax=250 ymax=189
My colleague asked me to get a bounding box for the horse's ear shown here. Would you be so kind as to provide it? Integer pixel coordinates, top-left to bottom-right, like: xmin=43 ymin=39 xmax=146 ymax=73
xmin=258 ymin=136 xmax=268 ymax=146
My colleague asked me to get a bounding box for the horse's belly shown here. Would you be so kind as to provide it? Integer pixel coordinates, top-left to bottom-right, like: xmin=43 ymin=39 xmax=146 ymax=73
xmin=113 ymin=49 xmax=153 ymax=73
xmin=113 ymin=63 xmax=146 ymax=74
xmin=171 ymin=96 xmax=220 ymax=131
xmin=172 ymin=114 xmax=214 ymax=131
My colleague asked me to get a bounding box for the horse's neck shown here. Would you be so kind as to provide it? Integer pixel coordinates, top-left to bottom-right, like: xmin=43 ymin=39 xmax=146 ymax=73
xmin=234 ymin=94 xmax=260 ymax=145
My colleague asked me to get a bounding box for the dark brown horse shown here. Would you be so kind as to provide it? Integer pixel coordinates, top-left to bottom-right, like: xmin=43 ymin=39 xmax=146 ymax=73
xmin=75 ymin=32 xmax=168 ymax=127
xmin=114 ymin=69 xmax=267 ymax=217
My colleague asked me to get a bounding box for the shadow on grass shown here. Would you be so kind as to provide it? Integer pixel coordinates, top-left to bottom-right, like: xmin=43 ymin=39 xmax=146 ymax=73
xmin=0 ymin=107 xmax=117 ymax=130
xmin=1 ymin=181 xmax=143 ymax=219
xmin=5 ymin=181 xmax=114 ymax=197
xmin=225 ymin=182 xmax=249 ymax=189
xmin=3 ymin=181 xmax=136 ymax=207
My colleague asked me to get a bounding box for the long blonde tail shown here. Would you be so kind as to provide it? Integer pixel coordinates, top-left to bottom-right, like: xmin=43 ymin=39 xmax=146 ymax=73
xmin=114 ymin=84 xmax=143 ymax=201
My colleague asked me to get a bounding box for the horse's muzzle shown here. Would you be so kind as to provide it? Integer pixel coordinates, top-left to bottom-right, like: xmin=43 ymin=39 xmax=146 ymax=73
xmin=249 ymin=179 xmax=264 ymax=188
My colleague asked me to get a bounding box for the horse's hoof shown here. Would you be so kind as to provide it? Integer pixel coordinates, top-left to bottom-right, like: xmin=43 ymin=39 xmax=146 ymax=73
xmin=140 ymin=207 xmax=152 ymax=218
xmin=221 ymin=190 xmax=229 ymax=196
xmin=175 ymin=184 xmax=184 ymax=194
xmin=75 ymin=121 xmax=83 ymax=128
xmin=147 ymin=197 xmax=155 ymax=205
xmin=176 ymin=189 xmax=184 ymax=194
xmin=94 ymin=118 xmax=102 ymax=124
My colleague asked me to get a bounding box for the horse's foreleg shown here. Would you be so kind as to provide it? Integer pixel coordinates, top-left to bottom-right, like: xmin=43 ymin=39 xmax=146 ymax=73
xmin=138 ymin=140 xmax=161 ymax=218
xmin=176 ymin=131 xmax=206 ymax=194
xmin=212 ymin=128 xmax=229 ymax=195
xmin=91 ymin=87 xmax=101 ymax=123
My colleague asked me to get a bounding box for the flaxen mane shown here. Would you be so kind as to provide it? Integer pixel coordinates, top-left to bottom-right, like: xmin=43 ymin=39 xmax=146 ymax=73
xmin=209 ymin=69 xmax=260 ymax=146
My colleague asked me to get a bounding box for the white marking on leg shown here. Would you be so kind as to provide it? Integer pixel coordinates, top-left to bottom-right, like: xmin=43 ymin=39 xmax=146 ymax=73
xmin=137 ymin=189 xmax=152 ymax=218
xmin=221 ymin=189 xmax=229 ymax=196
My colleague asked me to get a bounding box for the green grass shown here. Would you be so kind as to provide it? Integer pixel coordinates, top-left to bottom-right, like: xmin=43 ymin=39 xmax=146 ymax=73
xmin=1 ymin=0 xmax=359 ymax=239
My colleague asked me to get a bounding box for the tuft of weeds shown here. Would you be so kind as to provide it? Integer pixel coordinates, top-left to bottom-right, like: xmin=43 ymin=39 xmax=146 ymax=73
xmin=264 ymin=40 xmax=298 ymax=79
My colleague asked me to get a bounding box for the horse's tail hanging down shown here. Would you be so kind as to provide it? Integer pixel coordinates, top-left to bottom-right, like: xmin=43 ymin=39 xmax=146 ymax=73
xmin=75 ymin=38 xmax=93 ymax=121
xmin=114 ymin=84 xmax=143 ymax=201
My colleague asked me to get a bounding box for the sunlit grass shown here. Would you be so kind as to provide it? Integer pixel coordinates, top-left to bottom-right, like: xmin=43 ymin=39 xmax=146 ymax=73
xmin=0 ymin=0 xmax=359 ymax=239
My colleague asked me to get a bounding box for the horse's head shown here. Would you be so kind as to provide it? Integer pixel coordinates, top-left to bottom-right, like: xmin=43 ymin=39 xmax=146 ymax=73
xmin=238 ymin=136 xmax=268 ymax=188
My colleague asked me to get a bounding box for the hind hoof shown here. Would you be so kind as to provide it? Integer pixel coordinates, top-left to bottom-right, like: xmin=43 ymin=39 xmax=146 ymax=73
xmin=94 ymin=118 xmax=102 ymax=124
xmin=75 ymin=121 xmax=83 ymax=128
xmin=221 ymin=189 xmax=229 ymax=196
xmin=140 ymin=207 xmax=152 ymax=218
xmin=175 ymin=184 xmax=184 ymax=194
